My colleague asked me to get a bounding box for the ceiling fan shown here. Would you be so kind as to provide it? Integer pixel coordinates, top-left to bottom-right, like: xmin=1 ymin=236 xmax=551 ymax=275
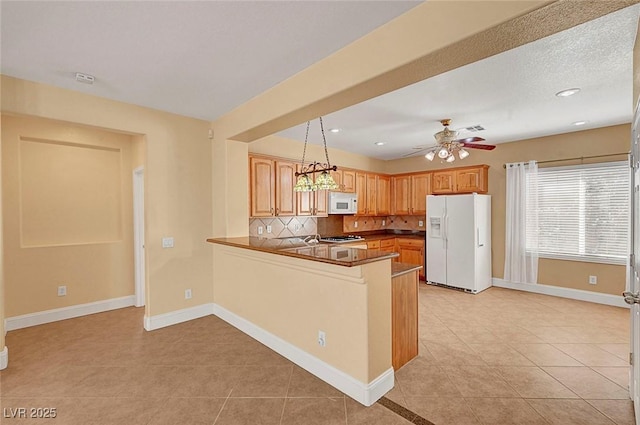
xmin=406 ymin=119 xmax=496 ymax=163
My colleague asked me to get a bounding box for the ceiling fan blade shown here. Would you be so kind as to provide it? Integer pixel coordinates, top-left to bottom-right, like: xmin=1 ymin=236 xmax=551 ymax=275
xmin=455 ymin=136 xmax=485 ymax=144
xmin=461 ymin=142 xmax=496 ymax=151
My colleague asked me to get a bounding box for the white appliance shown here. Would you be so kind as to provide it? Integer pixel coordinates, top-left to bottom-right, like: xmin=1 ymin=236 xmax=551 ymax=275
xmin=328 ymin=192 xmax=357 ymax=214
xmin=426 ymin=194 xmax=492 ymax=293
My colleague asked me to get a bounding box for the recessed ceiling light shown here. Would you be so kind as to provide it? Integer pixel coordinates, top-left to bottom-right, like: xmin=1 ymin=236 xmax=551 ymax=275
xmin=374 ymin=142 xmax=385 ymax=146
xmin=555 ymin=88 xmax=581 ymax=97
xmin=572 ymin=120 xmax=588 ymax=126
xmin=329 ymin=128 xmax=341 ymax=133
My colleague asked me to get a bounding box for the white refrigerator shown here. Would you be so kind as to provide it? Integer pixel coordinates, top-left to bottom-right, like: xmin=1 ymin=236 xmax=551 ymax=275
xmin=426 ymin=194 xmax=492 ymax=293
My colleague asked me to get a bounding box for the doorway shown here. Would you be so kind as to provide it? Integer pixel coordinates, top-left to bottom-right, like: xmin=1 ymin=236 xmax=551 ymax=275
xmin=133 ymin=166 xmax=145 ymax=307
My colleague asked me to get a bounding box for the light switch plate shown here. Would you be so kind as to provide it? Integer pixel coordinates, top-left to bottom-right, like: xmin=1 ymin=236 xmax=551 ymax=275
xmin=266 ymin=225 xmax=272 ymax=233
xmin=162 ymin=237 xmax=174 ymax=248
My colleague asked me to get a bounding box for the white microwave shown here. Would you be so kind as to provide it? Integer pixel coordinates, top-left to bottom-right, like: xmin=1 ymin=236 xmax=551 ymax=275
xmin=328 ymin=192 xmax=357 ymax=214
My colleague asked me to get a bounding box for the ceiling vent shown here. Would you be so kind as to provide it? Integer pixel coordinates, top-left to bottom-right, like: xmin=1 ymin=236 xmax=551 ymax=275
xmin=75 ymin=72 xmax=95 ymax=85
xmin=463 ymin=125 xmax=485 ymax=132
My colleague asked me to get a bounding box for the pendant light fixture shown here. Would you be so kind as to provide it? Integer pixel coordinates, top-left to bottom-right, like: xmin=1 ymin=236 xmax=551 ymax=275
xmin=293 ymin=117 xmax=339 ymax=192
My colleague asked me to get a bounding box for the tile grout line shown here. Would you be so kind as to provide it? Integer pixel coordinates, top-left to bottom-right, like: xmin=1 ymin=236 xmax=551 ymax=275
xmin=211 ymin=388 xmax=233 ymax=425
xmin=278 ymin=365 xmax=294 ymax=425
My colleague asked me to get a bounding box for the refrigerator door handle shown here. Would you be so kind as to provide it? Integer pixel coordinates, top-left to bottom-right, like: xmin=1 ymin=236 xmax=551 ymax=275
xmin=443 ymin=213 xmax=449 ymax=248
xmin=477 ymin=228 xmax=484 ymax=247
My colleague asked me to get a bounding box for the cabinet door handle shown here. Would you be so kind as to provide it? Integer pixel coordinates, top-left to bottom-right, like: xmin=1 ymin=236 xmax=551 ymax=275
xmin=270 ymin=208 xmax=274 ymax=215
xmin=275 ymin=208 xmax=279 ymax=216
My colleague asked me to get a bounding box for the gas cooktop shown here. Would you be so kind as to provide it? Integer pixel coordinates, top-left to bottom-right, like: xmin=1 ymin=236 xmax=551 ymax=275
xmin=318 ymin=235 xmax=364 ymax=243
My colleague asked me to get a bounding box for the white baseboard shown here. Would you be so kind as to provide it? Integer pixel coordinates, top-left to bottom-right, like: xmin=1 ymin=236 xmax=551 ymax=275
xmin=492 ymin=278 xmax=629 ymax=308
xmin=212 ymin=303 xmax=394 ymax=406
xmin=144 ymin=303 xmax=215 ymax=331
xmin=4 ymin=296 xmax=136 ymax=331
xmin=0 ymin=346 xmax=7 ymax=370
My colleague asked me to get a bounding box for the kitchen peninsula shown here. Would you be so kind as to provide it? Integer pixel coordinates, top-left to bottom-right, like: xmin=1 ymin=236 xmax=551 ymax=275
xmin=207 ymin=236 xmax=410 ymax=406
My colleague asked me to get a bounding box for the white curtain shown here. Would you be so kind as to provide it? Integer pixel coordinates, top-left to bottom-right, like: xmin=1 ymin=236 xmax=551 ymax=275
xmin=504 ymin=160 xmax=538 ymax=284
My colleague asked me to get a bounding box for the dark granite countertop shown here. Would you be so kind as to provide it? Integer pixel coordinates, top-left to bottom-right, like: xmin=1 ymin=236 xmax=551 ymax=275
xmin=391 ymin=262 xmax=423 ymax=278
xmin=207 ymin=237 xmax=398 ymax=267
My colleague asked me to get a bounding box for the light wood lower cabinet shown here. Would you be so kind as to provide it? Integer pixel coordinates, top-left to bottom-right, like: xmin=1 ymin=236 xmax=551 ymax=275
xmin=392 ymin=269 xmax=419 ymax=370
xmin=366 ymin=240 xmax=380 ymax=249
xmin=396 ymin=238 xmax=425 ymax=280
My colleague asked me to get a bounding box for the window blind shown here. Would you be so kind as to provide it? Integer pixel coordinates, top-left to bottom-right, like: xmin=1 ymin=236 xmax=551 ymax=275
xmin=526 ymin=161 xmax=629 ymax=265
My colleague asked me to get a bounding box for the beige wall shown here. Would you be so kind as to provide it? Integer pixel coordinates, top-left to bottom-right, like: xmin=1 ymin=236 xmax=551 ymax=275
xmin=2 ymin=115 xmax=135 ymax=316
xmin=212 ymin=243 xmax=391 ymax=384
xmin=385 ymin=124 xmax=630 ymax=295
xmin=249 ymin=134 xmax=387 ymax=173
xmin=1 ymin=76 xmax=213 ymax=319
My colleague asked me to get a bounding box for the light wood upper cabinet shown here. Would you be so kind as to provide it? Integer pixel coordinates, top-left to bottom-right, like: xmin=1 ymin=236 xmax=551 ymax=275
xmin=330 ymin=170 xmax=342 ymax=191
xmin=275 ymin=161 xmax=296 ymax=216
xmin=376 ymin=175 xmax=391 ymax=216
xmin=432 ymin=165 xmax=488 ymax=194
xmin=366 ymin=174 xmax=378 ymax=215
xmin=250 ymin=157 xmax=298 ymax=217
xmin=410 ymin=173 xmax=431 ymax=215
xmin=250 ymin=157 xmax=276 ymax=217
xmin=355 ymin=172 xmax=368 ymax=215
xmin=432 ymin=171 xmax=456 ymax=194
xmin=392 ymin=175 xmax=411 ymax=215
xmin=329 ymin=169 xmax=356 ymax=193
xmin=342 ymin=170 xmax=356 ymax=193
xmin=315 ymin=189 xmax=328 ymax=216
xmin=251 ymin=154 xmax=488 ymax=217
xmin=455 ymin=165 xmax=488 ymax=193
xmin=296 ymin=164 xmax=328 ymax=217
xmin=392 ymin=173 xmax=431 ymax=215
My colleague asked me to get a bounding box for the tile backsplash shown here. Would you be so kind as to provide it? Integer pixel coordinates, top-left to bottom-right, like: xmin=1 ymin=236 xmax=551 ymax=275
xmin=249 ymin=216 xmax=317 ymax=238
xmin=342 ymin=215 xmax=426 ymax=233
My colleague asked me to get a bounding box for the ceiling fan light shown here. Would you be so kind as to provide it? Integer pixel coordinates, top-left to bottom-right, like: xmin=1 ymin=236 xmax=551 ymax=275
xmin=437 ymin=147 xmax=449 ymax=159
xmin=425 ymin=151 xmax=436 ymax=161
xmin=446 ymin=154 xmax=455 ymax=163
xmin=458 ymin=148 xmax=470 ymax=159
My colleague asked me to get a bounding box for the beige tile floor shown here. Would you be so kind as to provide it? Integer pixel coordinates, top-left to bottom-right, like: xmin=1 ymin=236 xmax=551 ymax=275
xmin=388 ymin=284 xmax=635 ymax=425
xmin=0 ymin=284 xmax=635 ymax=425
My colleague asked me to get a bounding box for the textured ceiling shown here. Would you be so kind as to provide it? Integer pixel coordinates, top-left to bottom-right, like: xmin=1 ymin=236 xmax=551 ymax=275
xmin=278 ymin=4 xmax=640 ymax=160
xmin=0 ymin=1 xmax=420 ymax=121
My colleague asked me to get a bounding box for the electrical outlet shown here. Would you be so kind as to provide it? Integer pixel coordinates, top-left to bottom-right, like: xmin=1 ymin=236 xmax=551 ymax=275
xmin=266 ymin=225 xmax=272 ymax=233
xmin=354 ymin=221 xmax=358 ymax=228
xmin=162 ymin=237 xmax=174 ymax=248
xmin=258 ymin=226 xmax=263 ymax=235
xmin=419 ymin=220 xmax=424 ymax=227
xmin=57 ymin=285 xmax=67 ymax=296
xmin=589 ymin=275 xmax=597 ymax=285
xmin=185 ymin=289 xmax=192 ymax=299
xmin=318 ymin=330 xmax=326 ymax=347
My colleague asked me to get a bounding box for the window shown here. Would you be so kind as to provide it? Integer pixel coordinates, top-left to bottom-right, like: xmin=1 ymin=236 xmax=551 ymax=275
xmin=526 ymin=161 xmax=629 ymax=265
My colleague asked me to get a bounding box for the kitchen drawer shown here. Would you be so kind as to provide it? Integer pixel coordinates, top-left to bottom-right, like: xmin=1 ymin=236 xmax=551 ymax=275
xmin=396 ymin=238 xmax=424 ymax=248
xmin=380 ymin=239 xmax=395 ymax=248
xmin=366 ymin=240 xmax=381 ymax=249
